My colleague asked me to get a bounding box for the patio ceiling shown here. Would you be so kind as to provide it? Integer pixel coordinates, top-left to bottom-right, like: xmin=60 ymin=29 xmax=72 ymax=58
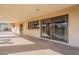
xmin=0 ymin=4 xmax=75 ymax=23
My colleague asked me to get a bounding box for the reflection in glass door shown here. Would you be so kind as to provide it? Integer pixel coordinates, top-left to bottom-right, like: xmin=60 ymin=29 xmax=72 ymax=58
xmin=41 ymin=19 xmax=51 ymax=39
xmin=41 ymin=15 xmax=68 ymax=43
xmin=52 ymin=15 xmax=68 ymax=42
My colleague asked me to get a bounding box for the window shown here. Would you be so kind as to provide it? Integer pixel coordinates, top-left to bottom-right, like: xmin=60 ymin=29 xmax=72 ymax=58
xmin=28 ymin=20 xmax=39 ymax=29
xmin=41 ymin=18 xmax=51 ymax=39
xmin=51 ymin=15 xmax=68 ymax=42
xmin=41 ymin=14 xmax=68 ymax=43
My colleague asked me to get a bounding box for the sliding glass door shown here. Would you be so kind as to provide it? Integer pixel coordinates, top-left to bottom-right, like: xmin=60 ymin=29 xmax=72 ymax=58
xmin=41 ymin=19 xmax=51 ymax=39
xmin=51 ymin=15 xmax=68 ymax=42
xmin=41 ymin=14 xmax=68 ymax=43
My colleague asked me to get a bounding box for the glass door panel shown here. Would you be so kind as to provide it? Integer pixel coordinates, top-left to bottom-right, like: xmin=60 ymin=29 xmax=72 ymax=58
xmin=41 ymin=19 xmax=51 ymax=39
xmin=40 ymin=14 xmax=68 ymax=42
xmin=52 ymin=15 xmax=68 ymax=42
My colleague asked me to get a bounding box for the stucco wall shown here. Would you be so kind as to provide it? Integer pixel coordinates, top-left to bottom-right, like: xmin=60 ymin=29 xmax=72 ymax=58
xmin=68 ymin=6 xmax=79 ymax=47
xmin=13 ymin=23 xmax=20 ymax=34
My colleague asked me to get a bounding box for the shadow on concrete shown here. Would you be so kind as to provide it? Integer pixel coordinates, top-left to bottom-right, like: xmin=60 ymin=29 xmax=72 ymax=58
xmin=19 ymin=34 xmax=79 ymax=55
xmin=0 ymin=44 xmax=47 ymax=55
xmin=0 ymin=36 xmax=19 ymax=38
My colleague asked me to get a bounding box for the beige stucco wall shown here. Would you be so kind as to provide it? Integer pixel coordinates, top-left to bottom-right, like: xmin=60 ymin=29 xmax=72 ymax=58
xmin=13 ymin=22 xmax=20 ymax=34
xmin=14 ymin=5 xmax=79 ymax=47
xmin=68 ymin=6 xmax=79 ymax=47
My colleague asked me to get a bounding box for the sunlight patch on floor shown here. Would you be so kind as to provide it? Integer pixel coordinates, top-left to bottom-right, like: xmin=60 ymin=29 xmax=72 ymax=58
xmin=0 ymin=37 xmax=35 ymax=46
xmin=0 ymin=32 xmax=35 ymax=46
xmin=8 ymin=49 xmax=62 ymax=55
xmin=0 ymin=32 xmax=16 ymax=37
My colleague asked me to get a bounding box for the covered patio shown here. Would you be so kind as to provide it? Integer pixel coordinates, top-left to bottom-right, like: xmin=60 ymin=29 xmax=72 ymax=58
xmin=0 ymin=4 xmax=78 ymax=55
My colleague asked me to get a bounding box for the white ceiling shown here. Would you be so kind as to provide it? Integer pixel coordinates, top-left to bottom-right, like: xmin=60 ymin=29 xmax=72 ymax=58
xmin=0 ymin=4 xmax=75 ymax=23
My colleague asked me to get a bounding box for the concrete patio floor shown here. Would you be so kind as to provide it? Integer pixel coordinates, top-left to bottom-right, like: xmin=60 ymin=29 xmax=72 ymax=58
xmin=0 ymin=32 xmax=79 ymax=55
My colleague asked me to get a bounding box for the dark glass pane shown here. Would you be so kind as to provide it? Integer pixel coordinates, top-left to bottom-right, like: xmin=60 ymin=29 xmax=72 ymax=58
xmin=28 ymin=20 xmax=39 ymax=29
xmin=41 ymin=19 xmax=51 ymax=39
xmin=41 ymin=14 xmax=68 ymax=42
xmin=52 ymin=15 xmax=68 ymax=42
xmin=20 ymin=24 xmax=23 ymax=33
